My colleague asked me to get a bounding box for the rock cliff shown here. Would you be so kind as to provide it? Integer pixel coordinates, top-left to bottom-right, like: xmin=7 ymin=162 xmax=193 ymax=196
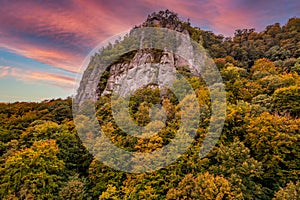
xmin=75 ymin=10 xmax=198 ymax=104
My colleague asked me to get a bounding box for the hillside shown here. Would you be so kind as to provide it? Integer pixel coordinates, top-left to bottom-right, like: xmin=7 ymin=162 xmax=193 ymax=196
xmin=0 ymin=10 xmax=300 ymax=200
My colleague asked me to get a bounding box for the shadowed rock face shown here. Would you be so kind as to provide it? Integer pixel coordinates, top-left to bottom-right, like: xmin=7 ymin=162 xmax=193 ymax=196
xmin=75 ymin=47 xmax=197 ymax=104
xmin=102 ymin=50 xmax=179 ymax=96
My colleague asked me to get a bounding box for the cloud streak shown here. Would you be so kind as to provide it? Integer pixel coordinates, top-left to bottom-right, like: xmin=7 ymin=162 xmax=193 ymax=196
xmin=0 ymin=0 xmax=145 ymax=72
xmin=0 ymin=66 xmax=10 ymax=78
xmin=0 ymin=65 xmax=75 ymax=90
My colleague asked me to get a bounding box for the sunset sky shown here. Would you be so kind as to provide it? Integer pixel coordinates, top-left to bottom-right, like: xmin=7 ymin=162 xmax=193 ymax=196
xmin=0 ymin=0 xmax=299 ymax=102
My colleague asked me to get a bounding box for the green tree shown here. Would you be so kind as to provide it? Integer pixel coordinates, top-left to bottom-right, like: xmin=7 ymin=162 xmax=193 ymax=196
xmin=99 ymin=184 xmax=119 ymax=200
xmin=0 ymin=140 xmax=64 ymax=199
xmin=166 ymin=172 xmax=238 ymax=200
xmin=251 ymin=58 xmax=278 ymax=80
xmin=59 ymin=174 xmax=87 ymax=200
xmin=273 ymin=85 xmax=300 ymax=116
xmin=20 ymin=121 xmax=92 ymax=175
xmin=245 ymin=112 xmax=300 ymax=191
xmin=209 ymin=138 xmax=264 ymax=199
xmin=272 ymin=181 xmax=300 ymax=200
xmin=88 ymin=159 xmax=126 ymax=199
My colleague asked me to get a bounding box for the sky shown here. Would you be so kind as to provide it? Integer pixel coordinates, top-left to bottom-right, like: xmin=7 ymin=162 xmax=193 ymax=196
xmin=0 ymin=0 xmax=299 ymax=102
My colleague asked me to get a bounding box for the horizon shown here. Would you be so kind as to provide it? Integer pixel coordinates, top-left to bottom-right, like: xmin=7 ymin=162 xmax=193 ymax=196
xmin=0 ymin=0 xmax=299 ymax=102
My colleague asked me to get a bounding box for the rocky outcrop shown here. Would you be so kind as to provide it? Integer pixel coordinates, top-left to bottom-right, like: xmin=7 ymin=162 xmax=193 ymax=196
xmin=75 ymin=10 xmax=199 ymax=104
xmin=103 ymin=50 xmax=171 ymax=96
xmin=75 ymin=48 xmax=197 ymax=106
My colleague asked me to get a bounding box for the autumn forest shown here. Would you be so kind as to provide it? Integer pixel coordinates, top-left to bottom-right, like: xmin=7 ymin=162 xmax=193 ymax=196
xmin=0 ymin=11 xmax=300 ymax=199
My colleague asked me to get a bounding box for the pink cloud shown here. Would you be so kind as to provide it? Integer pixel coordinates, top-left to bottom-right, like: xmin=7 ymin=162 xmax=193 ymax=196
xmin=0 ymin=66 xmax=11 ymax=78
xmin=0 ymin=66 xmax=75 ymax=90
xmin=0 ymin=0 xmax=140 ymax=72
xmin=141 ymin=0 xmax=258 ymax=35
xmin=141 ymin=0 xmax=299 ymax=35
xmin=0 ymin=42 xmax=84 ymax=73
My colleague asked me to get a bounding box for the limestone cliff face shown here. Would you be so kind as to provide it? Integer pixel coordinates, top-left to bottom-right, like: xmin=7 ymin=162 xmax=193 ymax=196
xmin=75 ymin=10 xmax=198 ymax=104
xmin=101 ymin=49 xmax=196 ymax=97
xmin=75 ymin=48 xmax=196 ymax=105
